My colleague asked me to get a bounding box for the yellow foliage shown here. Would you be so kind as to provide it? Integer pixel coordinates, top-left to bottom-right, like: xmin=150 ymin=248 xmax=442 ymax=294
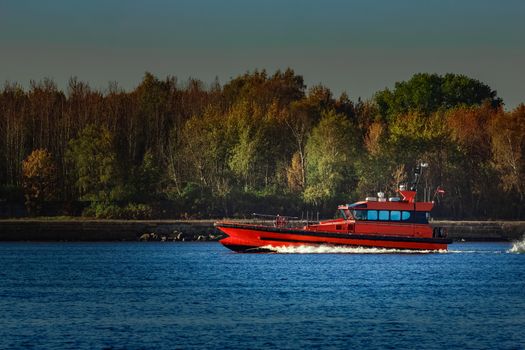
xmin=22 ymin=149 xmax=57 ymax=214
xmin=490 ymin=105 xmax=525 ymax=196
xmin=287 ymin=152 xmax=304 ymax=192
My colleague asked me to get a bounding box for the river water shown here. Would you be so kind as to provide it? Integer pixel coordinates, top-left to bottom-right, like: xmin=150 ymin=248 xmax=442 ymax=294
xmin=0 ymin=241 xmax=524 ymax=349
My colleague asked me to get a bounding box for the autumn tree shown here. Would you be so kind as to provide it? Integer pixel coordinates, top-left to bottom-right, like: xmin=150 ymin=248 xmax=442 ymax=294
xmin=490 ymin=105 xmax=525 ymax=216
xmin=445 ymin=104 xmax=500 ymax=217
xmin=22 ymin=149 xmax=57 ymax=215
xmin=222 ymin=68 xmax=305 ymax=109
xmin=283 ymin=102 xmax=313 ymax=191
xmin=287 ymin=152 xmax=305 ymax=192
xmin=354 ymin=121 xmax=393 ymax=197
xmin=1 ymin=70 xmax=523 ymax=219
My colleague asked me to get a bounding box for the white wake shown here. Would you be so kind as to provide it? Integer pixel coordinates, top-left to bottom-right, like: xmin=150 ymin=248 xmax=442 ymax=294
xmin=508 ymin=236 xmax=525 ymax=254
xmin=263 ymin=244 xmax=447 ymax=254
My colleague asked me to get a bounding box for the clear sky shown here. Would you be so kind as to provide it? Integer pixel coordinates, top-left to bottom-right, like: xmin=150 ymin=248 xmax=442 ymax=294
xmin=1 ymin=0 xmax=524 ymax=108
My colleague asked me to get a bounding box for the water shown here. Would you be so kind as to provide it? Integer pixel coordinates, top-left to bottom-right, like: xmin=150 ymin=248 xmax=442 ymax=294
xmin=0 ymin=241 xmax=524 ymax=349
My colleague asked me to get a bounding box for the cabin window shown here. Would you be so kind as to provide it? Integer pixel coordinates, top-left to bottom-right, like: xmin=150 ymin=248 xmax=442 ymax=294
xmin=353 ymin=210 xmax=367 ymax=220
xmin=401 ymin=211 xmax=411 ymax=221
xmin=414 ymin=211 xmax=429 ymax=223
xmin=379 ymin=210 xmax=389 ymax=220
xmin=367 ymin=210 xmax=378 ymax=220
xmin=390 ymin=211 xmax=401 ymax=221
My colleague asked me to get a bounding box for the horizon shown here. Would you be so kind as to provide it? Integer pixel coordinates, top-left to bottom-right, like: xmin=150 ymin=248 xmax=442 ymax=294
xmin=1 ymin=0 xmax=524 ymax=108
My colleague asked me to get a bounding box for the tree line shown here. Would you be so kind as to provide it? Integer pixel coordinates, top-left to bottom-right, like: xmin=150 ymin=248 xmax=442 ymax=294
xmin=0 ymin=69 xmax=523 ymax=219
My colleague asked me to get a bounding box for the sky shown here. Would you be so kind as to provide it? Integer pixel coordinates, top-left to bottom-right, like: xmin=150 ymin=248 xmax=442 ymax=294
xmin=1 ymin=0 xmax=524 ymax=108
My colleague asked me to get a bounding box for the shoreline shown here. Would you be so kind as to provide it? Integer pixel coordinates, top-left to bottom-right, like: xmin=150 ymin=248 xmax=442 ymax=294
xmin=0 ymin=219 xmax=523 ymax=242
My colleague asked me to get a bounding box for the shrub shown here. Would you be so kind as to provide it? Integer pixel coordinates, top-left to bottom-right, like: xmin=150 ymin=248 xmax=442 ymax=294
xmin=123 ymin=203 xmax=153 ymax=219
xmin=82 ymin=202 xmax=152 ymax=219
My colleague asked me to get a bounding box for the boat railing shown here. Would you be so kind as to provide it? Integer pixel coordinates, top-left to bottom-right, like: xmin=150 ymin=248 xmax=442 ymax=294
xmin=237 ymin=214 xmax=312 ymax=229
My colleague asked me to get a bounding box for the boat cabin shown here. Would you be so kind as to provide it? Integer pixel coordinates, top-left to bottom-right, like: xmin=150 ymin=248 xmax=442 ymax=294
xmin=337 ymin=189 xmax=433 ymax=224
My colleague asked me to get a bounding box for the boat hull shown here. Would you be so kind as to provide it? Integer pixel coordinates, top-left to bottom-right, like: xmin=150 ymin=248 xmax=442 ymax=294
xmin=217 ymin=223 xmax=452 ymax=252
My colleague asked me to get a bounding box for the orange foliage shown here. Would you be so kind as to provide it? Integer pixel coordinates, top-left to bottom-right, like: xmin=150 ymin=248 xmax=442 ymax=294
xmin=446 ymin=103 xmax=498 ymax=160
xmin=22 ymin=149 xmax=57 ymax=215
xmin=490 ymin=105 xmax=525 ymax=196
xmin=365 ymin=122 xmax=384 ymax=156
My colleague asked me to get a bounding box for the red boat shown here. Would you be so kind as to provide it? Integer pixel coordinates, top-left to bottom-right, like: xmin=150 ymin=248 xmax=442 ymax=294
xmin=216 ymin=164 xmax=452 ymax=252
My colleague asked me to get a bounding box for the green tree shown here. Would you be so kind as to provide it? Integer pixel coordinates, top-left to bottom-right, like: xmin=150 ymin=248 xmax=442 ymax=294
xmin=66 ymin=125 xmax=120 ymax=201
xmin=132 ymin=149 xmax=162 ymax=201
xmin=181 ymin=108 xmax=231 ymax=193
xmin=228 ymin=124 xmax=260 ymax=190
xmin=225 ymin=100 xmax=291 ymax=192
xmin=304 ymin=111 xmax=358 ymax=206
xmin=375 ymin=73 xmax=501 ymax=120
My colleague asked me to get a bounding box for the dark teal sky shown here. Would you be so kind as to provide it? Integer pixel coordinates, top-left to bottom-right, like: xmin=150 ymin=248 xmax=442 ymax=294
xmin=1 ymin=0 xmax=524 ymax=107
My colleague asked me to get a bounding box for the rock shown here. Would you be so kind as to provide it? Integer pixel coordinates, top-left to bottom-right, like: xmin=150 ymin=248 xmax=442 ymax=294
xmin=156 ymin=227 xmax=170 ymax=235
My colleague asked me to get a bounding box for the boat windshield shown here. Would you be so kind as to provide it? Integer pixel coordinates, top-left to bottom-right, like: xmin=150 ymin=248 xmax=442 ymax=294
xmin=339 ymin=209 xmax=353 ymax=220
xmin=352 ymin=210 xmax=367 ymax=220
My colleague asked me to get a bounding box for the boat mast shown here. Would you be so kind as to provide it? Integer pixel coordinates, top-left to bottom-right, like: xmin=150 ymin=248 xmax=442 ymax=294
xmin=410 ymin=162 xmax=428 ymax=191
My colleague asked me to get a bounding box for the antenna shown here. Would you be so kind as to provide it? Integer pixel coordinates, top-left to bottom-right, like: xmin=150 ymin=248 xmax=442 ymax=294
xmin=410 ymin=162 xmax=428 ymax=191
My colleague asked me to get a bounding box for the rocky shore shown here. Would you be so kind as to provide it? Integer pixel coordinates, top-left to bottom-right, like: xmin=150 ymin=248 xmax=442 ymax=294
xmin=0 ymin=220 xmax=223 ymax=242
xmin=0 ymin=219 xmax=523 ymax=242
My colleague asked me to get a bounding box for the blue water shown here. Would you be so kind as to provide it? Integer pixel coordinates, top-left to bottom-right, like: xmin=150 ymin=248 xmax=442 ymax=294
xmin=0 ymin=242 xmax=524 ymax=349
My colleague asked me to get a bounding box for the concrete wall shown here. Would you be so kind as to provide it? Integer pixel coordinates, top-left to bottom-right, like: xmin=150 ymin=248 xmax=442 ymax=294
xmin=0 ymin=219 xmax=523 ymax=242
xmin=434 ymin=221 xmax=525 ymax=241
